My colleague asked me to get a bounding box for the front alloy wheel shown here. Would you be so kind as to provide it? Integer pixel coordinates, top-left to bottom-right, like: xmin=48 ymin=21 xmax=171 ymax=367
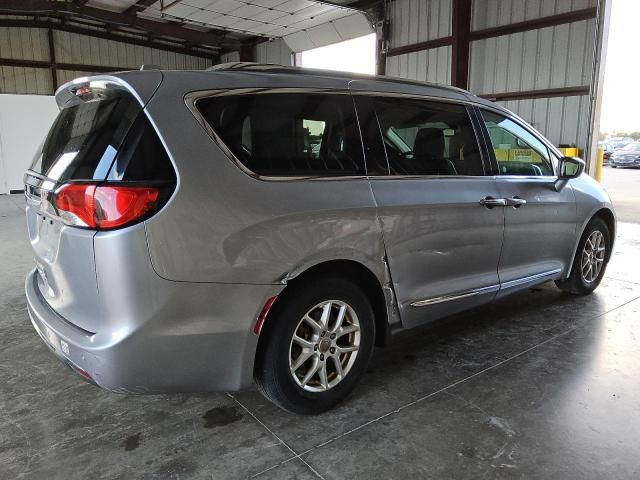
xmin=556 ymin=216 xmax=610 ymax=295
xmin=581 ymin=230 xmax=606 ymax=284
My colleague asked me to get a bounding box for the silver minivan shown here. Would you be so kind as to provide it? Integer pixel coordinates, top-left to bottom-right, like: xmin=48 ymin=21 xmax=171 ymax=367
xmin=24 ymin=64 xmax=615 ymax=413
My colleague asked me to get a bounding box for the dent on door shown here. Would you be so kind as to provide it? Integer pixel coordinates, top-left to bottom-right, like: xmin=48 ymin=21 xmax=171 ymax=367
xmin=494 ymin=177 xmax=576 ymax=292
xmin=372 ymin=177 xmax=505 ymax=329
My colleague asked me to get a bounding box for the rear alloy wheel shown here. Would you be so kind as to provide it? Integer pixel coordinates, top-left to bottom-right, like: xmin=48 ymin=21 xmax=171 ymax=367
xmin=289 ymin=300 xmax=361 ymax=392
xmin=255 ymin=278 xmax=375 ymax=414
xmin=556 ymin=217 xmax=610 ymax=295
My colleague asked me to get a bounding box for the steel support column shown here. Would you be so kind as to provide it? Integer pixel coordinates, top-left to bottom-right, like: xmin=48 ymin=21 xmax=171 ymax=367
xmin=47 ymin=28 xmax=58 ymax=91
xmin=585 ymin=0 xmax=612 ymax=175
xmin=375 ymin=0 xmax=389 ymax=75
xmin=239 ymin=43 xmax=256 ymax=62
xmin=451 ymin=0 xmax=471 ymax=89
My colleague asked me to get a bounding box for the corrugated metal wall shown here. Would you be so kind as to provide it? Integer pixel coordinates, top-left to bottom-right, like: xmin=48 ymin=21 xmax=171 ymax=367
xmin=256 ymin=39 xmax=293 ymax=66
xmin=469 ymin=21 xmax=595 ymax=95
xmin=0 ymin=27 xmax=212 ymax=95
xmin=220 ymin=51 xmax=241 ymax=63
xmin=386 ymin=0 xmax=452 ymax=83
xmin=386 ymin=47 xmax=451 ymax=84
xmin=470 ymin=0 xmax=597 ymax=150
xmin=498 ymin=96 xmax=591 ymax=149
xmin=389 ymin=0 xmax=451 ymax=47
xmin=53 ymin=31 xmax=211 ymax=71
xmin=471 ymin=0 xmax=596 ymax=29
xmin=0 ymin=27 xmax=53 ymax=95
xmin=384 ymin=0 xmax=599 ymax=152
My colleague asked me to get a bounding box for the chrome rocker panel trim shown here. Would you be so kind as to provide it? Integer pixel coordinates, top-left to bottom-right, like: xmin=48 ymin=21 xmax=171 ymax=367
xmin=410 ymin=269 xmax=563 ymax=308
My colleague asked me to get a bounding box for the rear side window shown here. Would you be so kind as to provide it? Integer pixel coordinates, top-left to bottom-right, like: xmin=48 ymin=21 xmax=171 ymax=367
xmin=31 ymin=87 xmax=141 ymax=182
xmin=195 ymin=93 xmax=365 ymax=177
xmin=373 ymin=98 xmax=484 ymax=176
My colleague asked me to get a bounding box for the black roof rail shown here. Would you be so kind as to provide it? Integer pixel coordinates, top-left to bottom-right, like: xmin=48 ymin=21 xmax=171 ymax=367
xmin=204 ymin=62 xmax=472 ymax=95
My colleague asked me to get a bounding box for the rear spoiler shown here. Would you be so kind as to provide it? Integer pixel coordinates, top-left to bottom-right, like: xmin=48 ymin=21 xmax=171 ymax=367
xmin=54 ymin=71 xmax=163 ymax=110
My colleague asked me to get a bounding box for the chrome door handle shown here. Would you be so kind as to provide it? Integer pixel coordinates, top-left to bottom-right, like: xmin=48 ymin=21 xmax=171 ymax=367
xmin=479 ymin=196 xmax=507 ymax=208
xmin=506 ymin=196 xmax=527 ymax=208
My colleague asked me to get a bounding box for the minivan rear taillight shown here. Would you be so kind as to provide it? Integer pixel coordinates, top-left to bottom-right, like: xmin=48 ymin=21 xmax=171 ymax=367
xmin=54 ymin=183 xmax=160 ymax=230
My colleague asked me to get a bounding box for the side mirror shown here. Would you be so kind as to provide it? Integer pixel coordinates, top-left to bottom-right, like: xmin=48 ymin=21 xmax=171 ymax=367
xmin=559 ymin=156 xmax=585 ymax=179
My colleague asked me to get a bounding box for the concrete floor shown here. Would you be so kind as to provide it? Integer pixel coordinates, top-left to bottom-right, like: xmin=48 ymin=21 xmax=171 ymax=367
xmin=1 ymin=192 xmax=640 ymax=480
xmin=601 ymin=166 xmax=640 ymax=224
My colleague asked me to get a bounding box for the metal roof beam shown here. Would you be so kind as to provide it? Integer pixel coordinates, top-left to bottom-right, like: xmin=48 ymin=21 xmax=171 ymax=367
xmin=0 ymin=0 xmax=240 ymax=49
xmin=0 ymin=17 xmax=220 ymax=60
xmin=470 ymin=7 xmax=597 ymax=41
xmin=342 ymin=0 xmax=383 ymax=11
xmin=125 ymin=0 xmax=157 ymax=15
xmin=0 ymin=56 xmax=131 ymax=72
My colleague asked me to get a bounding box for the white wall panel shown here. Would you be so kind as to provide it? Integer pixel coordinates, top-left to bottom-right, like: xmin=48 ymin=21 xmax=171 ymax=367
xmin=0 ymin=94 xmax=58 ymax=194
xmin=256 ymin=39 xmax=293 ymax=65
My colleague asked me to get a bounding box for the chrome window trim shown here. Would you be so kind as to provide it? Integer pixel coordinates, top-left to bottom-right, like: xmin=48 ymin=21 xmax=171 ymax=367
xmin=367 ymin=175 xmax=498 ymax=181
xmin=493 ymin=175 xmax=558 ymax=182
xmin=185 ymin=87 xmax=486 ymax=182
xmin=185 ymin=87 xmax=561 ymax=182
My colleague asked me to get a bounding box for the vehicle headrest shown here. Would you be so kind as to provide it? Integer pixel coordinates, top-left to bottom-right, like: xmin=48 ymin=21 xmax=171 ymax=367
xmin=414 ymin=128 xmax=445 ymax=161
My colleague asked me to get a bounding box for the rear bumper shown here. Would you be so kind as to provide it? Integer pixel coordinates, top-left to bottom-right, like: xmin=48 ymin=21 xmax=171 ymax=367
xmin=26 ymin=268 xmax=283 ymax=393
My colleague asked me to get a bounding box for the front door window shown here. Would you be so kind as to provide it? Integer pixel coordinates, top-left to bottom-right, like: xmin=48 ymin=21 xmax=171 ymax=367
xmin=481 ymin=110 xmax=555 ymax=177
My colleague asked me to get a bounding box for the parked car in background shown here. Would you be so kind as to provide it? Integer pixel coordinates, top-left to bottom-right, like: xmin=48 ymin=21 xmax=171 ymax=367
xmin=24 ymin=64 xmax=616 ymax=413
xmin=607 ymin=137 xmax=634 ymax=151
xmin=610 ymin=142 xmax=640 ymax=168
xmin=599 ymin=141 xmax=614 ymax=164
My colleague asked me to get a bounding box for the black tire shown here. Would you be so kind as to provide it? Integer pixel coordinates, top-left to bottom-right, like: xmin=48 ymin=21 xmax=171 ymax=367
xmin=555 ymin=217 xmax=611 ymax=295
xmin=254 ymin=277 xmax=376 ymax=414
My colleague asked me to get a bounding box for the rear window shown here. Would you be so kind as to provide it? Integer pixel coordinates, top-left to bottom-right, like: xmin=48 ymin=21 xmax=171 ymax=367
xmin=195 ymin=93 xmax=365 ymax=177
xmin=30 ymin=87 xmax=141 ymax=182
xmin=106 ymin=113 xmax=175 ymax=182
